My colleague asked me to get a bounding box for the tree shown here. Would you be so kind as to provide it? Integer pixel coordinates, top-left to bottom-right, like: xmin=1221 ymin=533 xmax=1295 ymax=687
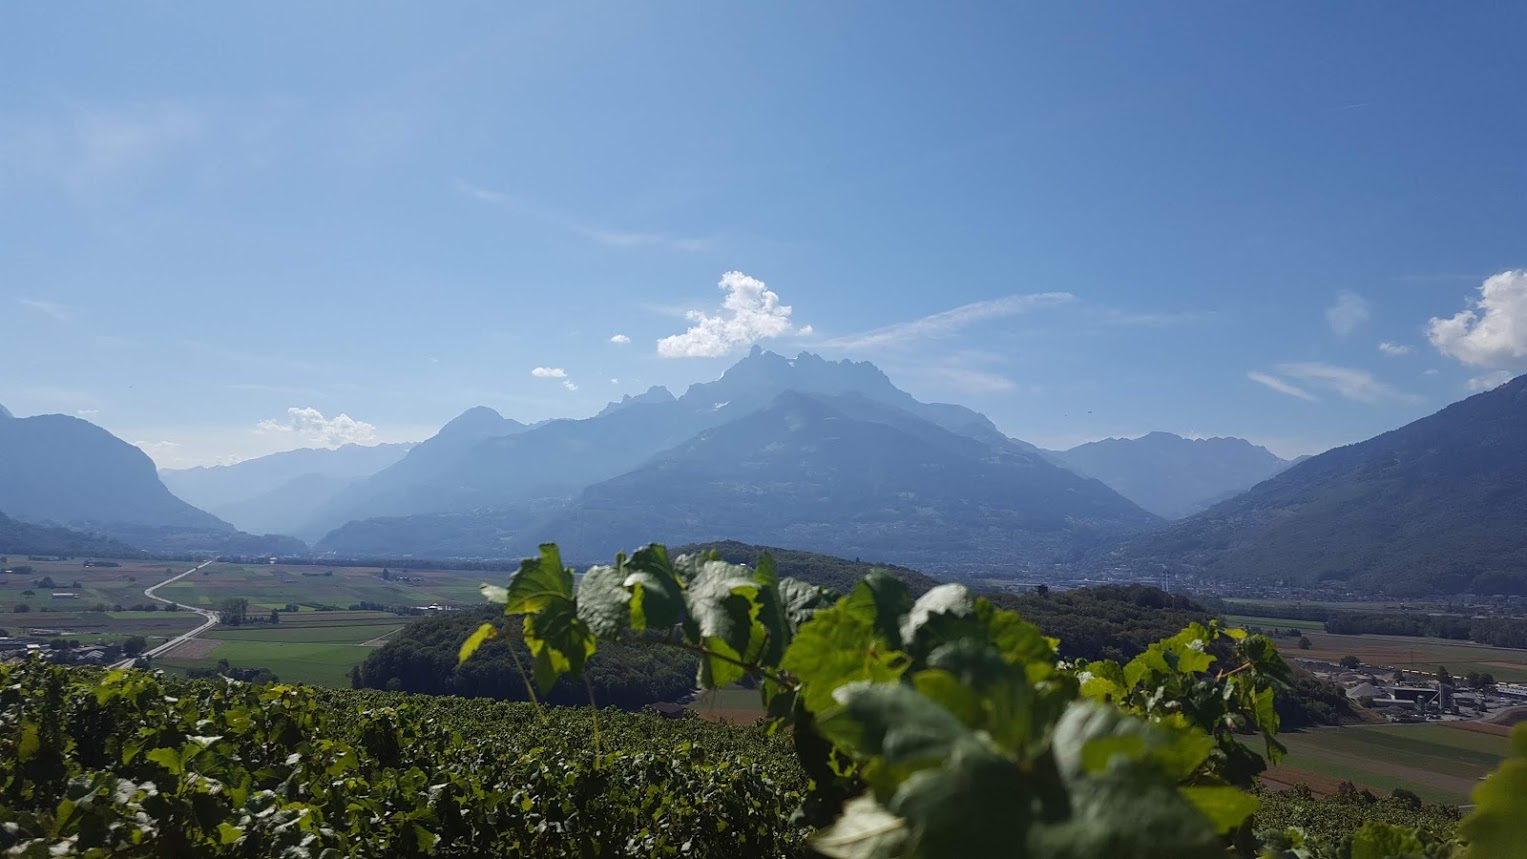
xmin=269 ymin=608 xmax=280 ymax=624
xmin=1297 ymin=636 xmax=1312 ymax=650
xmin=122 ymin=635 xmax=147 ymax=656
xmin=1475 ymin=672 xmax=1496 ymax=689
xmin=216 ymin=597 xmax=249 ymax=626
xmin=13 ymin=604 xmax=29 ymax=613
xmin=1437 ymin=665 xmax=1452 ymax=685
xmin=1393 ymin=669 xmax=1406 ymax=683
xmin=1339 ymin=655 xmax=1361 ymax=669
xmin=1035 ymin=584 xmax=1049 ymax=597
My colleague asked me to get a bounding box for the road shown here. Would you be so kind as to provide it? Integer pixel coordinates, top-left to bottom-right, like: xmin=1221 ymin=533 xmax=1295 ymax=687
xmin=110 ymin=560 xmax=219 ymax=669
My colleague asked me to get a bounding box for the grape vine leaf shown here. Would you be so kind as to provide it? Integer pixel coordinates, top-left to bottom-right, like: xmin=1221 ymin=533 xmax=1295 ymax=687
xmin=809 ymin=795 xmax=909 ymax=859
xmin=575 ymin=563 xmax=631 ymax=638
xmin=782 ymin=603 xmax=910 ymax=715
xmin=502 ymin=544 xmax=575 ymax=615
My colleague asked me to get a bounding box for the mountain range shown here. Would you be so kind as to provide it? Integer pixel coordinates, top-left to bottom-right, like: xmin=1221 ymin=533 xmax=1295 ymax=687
xmin=1107 ymin=373 xmax=1527 ymax=595
xmin=5 ymin=362 xmax=1526 ymax=596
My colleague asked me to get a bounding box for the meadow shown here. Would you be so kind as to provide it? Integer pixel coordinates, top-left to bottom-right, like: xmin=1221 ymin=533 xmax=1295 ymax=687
xmin=1265 ymin=723 xmax=1508 ymax=805
xmin=155 ymin=609 xmax=412 ymax=686
xmin=1223 ymin=613 xmax=1527 ymax=682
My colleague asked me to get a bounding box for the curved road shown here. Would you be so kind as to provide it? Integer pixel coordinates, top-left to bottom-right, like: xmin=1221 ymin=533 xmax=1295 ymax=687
xmin=110 ymin=560 xmax=219 ymax=669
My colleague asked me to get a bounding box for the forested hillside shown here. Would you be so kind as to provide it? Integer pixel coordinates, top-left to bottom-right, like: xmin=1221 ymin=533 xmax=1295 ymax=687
xmin=0 ymin=511 xmax=141 ymax=558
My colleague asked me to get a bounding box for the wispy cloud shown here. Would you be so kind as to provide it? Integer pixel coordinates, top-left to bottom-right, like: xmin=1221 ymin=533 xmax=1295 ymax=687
xmin=1377 ymin=341 xmax=1412 ymax=357
xmin=562 ymin=380 xmax=579 ymax=392
xmin=824 ymin=293 xmax=1077 ymax=352
xmin=531 ymin=367 xmax=567 ymax=379
xmin=658 ymin=271 xmax=796 ymax=358
xmin=1325 ymin=290 xmax=1369 ymax=336
xmin=1 ymin=103 xmax=203 ymax=196
xmin=455 ymin=179 xmax=712 ymax=252
xmin=1467 ymin=370 xmax=1516 ymax=393
xmin=929 ymin=367 xmax=1018 ymax=394
xmin=1277 ymin=362 xmax=1420 ymax=405
xmin=19 ymin=298 xmax=71 ymax=321
xmin=1247 ymin=371 xmax=1318 ymax=402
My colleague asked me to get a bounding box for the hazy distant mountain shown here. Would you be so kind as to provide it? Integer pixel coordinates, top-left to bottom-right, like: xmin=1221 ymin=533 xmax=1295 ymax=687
xmin=596 ymin=385 xmax=676 ymax=417
xmin=320 ymin=391 xmax=1161 ymax=571
xmin=161 ymin=442 xmax=413 ymax=513
xmin=1107 ymin=373 xmax=1527 ymax=595
xmin=207 ymin=473 xmax=364 ymax=537
xmin=0 ymin=414 xmax=303 ymax=555
xmin=312 ymin=349 xmax=1046 ymax=544
xmin=296 ymin=407 xmax=529 ymax=539
xmin=0 ymin=511 xmax=141 ymax=558
xmin=0 ymin=414 xmax=231 ymax=531
xmin=0 ymin=403 xmax=13 ymax=419
xmin=1048 ymin=432 xmax=1291 ymax=519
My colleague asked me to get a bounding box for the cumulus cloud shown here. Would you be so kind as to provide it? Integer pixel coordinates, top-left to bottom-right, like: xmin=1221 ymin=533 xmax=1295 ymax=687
xmin=609 ymin=334 xmax=630 ymax=345
xmin=657 ymin=271 xmax=795 ymax=358
xmin=798 ymin=324 xmax=815 ymax=337
xmin=1427 ymin=270 xmax=1527 ymax=369
xmin=824 ymin=293 xmax=1076 ymax=352
xmin=1325 ymin=291 xmax=1370 ymax=336
xmin=1377 ymin=341 xmax=1412 ymax=357
xmin=254 ymin=407 xmax=379 ymax=447
xmin=531 ymin=367 xmax=567 ymax=378
xmin=562 ymin=380 xmax=579 ymax=392
xmin=1276 ymin=362 xmax=1420 ymax=405
xmin=1247 ymin=371 xmax=1318 ymax=402
xmin=1467 ymin=370 xmax=1516 ymax=392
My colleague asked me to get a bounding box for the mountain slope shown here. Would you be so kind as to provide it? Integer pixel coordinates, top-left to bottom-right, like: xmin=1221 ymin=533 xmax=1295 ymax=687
xmin=0 ymin=414 xmax=231 ymax=531
xmin=209 ymin=473 xmax=362 ymax=537
xmin=0 ymin=403 xmax=13 ymax=419
xmin=1049 ymin=432 xmax=1290 ymax=518
xmin=1108 ymin=374 xmax=1527 ymax=595
xmin=297 ymin=408 xmax=528 ymax=539
xmin=161 ymin=443 xmax=412 ymax=513
xmin=0 ymin=511 xmax=141 ymax=557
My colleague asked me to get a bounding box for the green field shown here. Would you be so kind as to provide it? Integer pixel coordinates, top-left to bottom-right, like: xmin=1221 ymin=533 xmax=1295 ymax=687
xmin=158 ymin=640 xmax=369 ymax=687
xmin=1272 ymin=723 xmax=1507 ymax=805
xmin=1224 ymin=615 xmax=1325 ymax=632
xmin=156 ymin=562 xmax=490 ymax=611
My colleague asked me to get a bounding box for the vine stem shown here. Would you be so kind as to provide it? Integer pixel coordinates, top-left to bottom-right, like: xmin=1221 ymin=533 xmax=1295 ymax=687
xmin=504 ymin=631 xmax=546 ymax=721
xmin=584 ymin=675 xmax=602 ymax=767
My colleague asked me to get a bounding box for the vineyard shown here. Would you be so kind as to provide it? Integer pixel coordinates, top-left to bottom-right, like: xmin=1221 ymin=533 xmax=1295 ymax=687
xmin=0 ymin=543 xmax=1524 ymax=857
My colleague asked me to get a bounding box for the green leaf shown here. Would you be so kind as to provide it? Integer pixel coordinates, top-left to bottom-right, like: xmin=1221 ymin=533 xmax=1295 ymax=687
xmin=912 ymin=669 xmax=984 ymax=728
xmin=809 ymin=795 xmax=909 ymax=859
xmin=146 ymin=746 xmax=184 ymax=776
xmin=217 ymin=823 xmax=243 ymax=845
xmin=898 ymin=583 xmax=974 ymax=653
xmin=1179 ymin=785 xmax=1259 ymax=834
xmin=782 ymin=601 xmax=909 ymax=715
xmin=778 ymin=576 xmax=836 ymax=632
xmin=684 ymin=560 xmax=762 ymax=661
xmin=575 ymin=563 xmax=631 ymax=638
xmin=815 ymin=681 xmax=976 ymax=769
xmin=458 ymin=622 xmax=498 ymax=665
xmin=1349 ymin=821 xmax=1425 ymax=859
xmin=1053 ymin=702 xmax=1213 ymax=783
xmin=623 ymin=545 xmax=685 ymax=632
xmin=1461 ymin=725 xmax=1527 ymax=856
xmin=503 ymin=544 xmax=575 ymax=615
xmin=841 ymin=572 xmax=914 ymax=651
xmin=412 ymin=824 xmax=439 ymax=852
xmin=17 ymin=721 xmax=39 ymax=762
xmin=985 ymin=609 xmax=1054 ymax=667
xmin=523 ymin=599 xmax=596 ymax=694
xmin=480 ymin=584 xmax=509 ymax=604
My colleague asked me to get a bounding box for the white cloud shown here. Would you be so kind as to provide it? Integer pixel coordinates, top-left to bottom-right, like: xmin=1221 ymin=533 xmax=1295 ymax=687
xmin=1325 ymin=291 xmax=1370 ymax=336
xmin=609 ymin=378 xmax=619 ymax=384
xmin=563 ymin=380 xmax=579 ymax=392
xmin=798 ymin=324 xmax=815 ymax=337
xmin=1247 ymin=371 xmax=1318 ymax=402
xmin=1467 ymin=370 xmax=1516 ymax=393
xmin=657 ymin=271 xmax=795 ymax=358
xmin=531 ymin=367 xmax=567 ymax=379
xmin=609 ymin=334 xmax=630 ymax=345
xmin=1423 ymin=368 xmax=1440 ymax=376
xmin=824 ymin=292 xmax=1076 ymax=352
xmin=19 ymin=298 xmax=70 ymax=320
xmin=134 ymin=440 xmax=183 ymax=465
xmin=1377 ymin=341 xmax=1412 ymax=357
xmin=254 ymin=407 xmax=378 ymax=448
xmin=1276 ymin=362 xmax=1420 ymax=405
xmin=1427 ymin=270 xmax=1527 ymax=369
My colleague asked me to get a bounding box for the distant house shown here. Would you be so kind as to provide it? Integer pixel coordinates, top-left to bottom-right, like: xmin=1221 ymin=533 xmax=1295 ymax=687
xmin=50 ymin=592 xmax=79 ymax=600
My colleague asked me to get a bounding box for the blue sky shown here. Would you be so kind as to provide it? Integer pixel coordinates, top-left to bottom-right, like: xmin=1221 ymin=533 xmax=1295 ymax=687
xmin=4 ymin=4 xmax=1526 ymax=467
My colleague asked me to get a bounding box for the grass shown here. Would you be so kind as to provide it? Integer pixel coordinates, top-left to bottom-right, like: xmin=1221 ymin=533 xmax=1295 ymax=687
xmin=158 ymin=640 xmax=368 ymax=688
xmin=1223 ymin=615 xmax=1326 ymax=632
xmin=1272 ymin=723 xmax=1507 ymax=805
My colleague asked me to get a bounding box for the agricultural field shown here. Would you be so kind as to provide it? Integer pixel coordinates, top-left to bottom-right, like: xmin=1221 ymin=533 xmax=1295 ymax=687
xmin=1220 ymin=613 xmax=1527 ymax=682
xmin=0 ymin=557 xmax=200 ymax=613
xmin=156 ymin=610 xmax=411 ymax=687
xmin=1264 ymin=723 xmax=1508 ymax=805
xmin=154 ymin=561 xmax=490 ymax=611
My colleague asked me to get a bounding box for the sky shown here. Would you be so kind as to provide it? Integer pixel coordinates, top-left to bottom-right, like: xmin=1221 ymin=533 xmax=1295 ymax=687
xmin=3 ymin=4 xmax=1526 ymax=467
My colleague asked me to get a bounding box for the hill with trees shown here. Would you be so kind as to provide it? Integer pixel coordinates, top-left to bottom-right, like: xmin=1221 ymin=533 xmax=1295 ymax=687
xmin=0 ymin=511 xmax=141 ymax=558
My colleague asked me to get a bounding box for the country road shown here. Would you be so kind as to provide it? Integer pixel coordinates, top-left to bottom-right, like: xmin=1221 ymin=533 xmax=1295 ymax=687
xmin=110 ymin=560 xmax=218 ymax=669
